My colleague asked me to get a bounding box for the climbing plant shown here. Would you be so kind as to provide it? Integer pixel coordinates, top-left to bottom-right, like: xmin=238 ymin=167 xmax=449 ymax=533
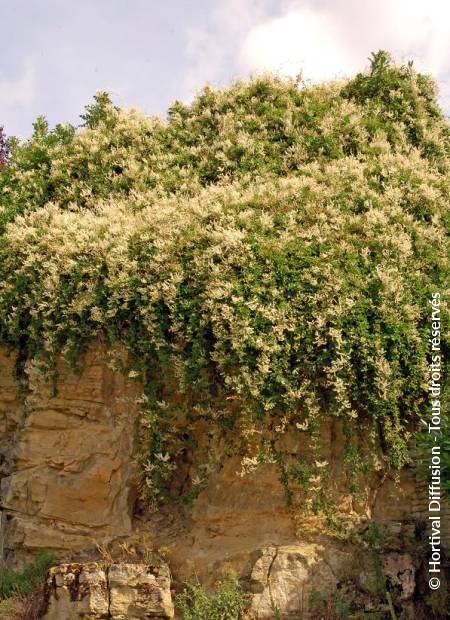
xmin=0 ymin=52 xmax=448 ymax=512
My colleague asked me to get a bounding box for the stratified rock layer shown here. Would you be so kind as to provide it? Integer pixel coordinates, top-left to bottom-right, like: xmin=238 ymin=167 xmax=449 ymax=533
xmin=0 ymin=345 xmax=139 ymax=558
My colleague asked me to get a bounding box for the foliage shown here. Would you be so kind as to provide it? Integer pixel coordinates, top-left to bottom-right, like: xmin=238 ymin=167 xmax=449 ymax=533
xmin=0 ymin=52 xmax=448 ymax=510
xmin=175 ymin=576 xmax=248 ymax=620
xmin=0 ymin=552 xmax=54 ymax=600
xmin=0 ymin=118 xmax=75 ymax=234
xmin=342 ymin=51 xmax=448 ymax=157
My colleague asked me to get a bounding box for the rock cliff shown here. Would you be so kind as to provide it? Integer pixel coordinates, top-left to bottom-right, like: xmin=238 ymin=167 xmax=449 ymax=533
xmin=0 ymin=343 xmax=448 ymax=618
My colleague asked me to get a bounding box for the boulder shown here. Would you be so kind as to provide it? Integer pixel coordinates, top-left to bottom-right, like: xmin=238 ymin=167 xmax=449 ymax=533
xmin=43 ymin=563 xmax=109 ymax=620
xmin=247 ymin=544 xmax=337 ymax=619
xmin=42 ymin=562 xmax=174 ymax=619
xmin=109 ymin=563 xmax=174 ymax=619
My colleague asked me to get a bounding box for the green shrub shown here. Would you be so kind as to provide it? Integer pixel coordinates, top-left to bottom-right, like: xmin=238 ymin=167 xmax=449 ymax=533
xmin=175 ymin=577 xmax=248 ymax=620
xmin=0 ymin=552 xmax=54 ymax=600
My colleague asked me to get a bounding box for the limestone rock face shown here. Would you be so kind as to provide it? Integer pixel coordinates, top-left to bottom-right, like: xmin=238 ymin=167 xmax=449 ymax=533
xmin=0 ymin=343 xmax=448 ymax=618
xmin=1 ymin=346 xmax=139 ymax=557
xmin=43 ymin=562 xmax=174 ymax=620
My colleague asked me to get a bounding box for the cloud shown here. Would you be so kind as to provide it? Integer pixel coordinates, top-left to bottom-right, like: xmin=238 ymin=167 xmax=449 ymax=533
xmin=183 ymin=0 xmax=271 ymax=98
xmin=0 ymin=61 xmax=36 ymax=108
xmin=184 ymin=26 xmax=224 ymax=96
xmin=237 ymin=0 xmax=450 ymax=109
xmin=239 ymin=7 xmax=357 ymax=81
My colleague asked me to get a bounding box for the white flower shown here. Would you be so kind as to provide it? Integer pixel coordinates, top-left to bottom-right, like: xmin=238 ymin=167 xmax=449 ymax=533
xmin=296 ymin=420 xmax=309 ymax=431
xmin=314 ymin=460 xmax=328 ymax=469
xmin=155 ymin=452 xmax=171 ymax=463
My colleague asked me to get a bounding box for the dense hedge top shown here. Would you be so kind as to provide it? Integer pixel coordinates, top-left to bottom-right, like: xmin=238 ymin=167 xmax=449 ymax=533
xmin=0 ymin=52 xmax=448 ymax=486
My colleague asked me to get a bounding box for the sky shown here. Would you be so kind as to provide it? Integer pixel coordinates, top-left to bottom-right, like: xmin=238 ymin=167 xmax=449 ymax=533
xmin=2 ymin=0 xmax=450 ymax=138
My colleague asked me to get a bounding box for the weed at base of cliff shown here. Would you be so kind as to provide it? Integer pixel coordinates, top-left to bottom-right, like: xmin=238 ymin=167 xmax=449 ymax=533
xmin=175 ymin=575 xmax=249 ymax=620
